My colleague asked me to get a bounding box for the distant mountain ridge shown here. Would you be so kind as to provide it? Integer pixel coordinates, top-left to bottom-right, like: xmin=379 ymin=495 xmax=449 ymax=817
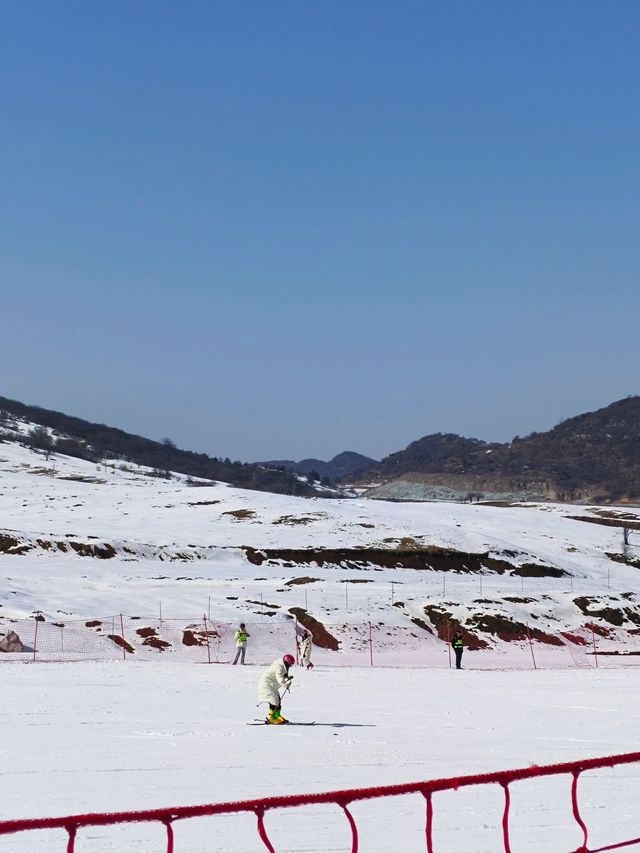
xmin=2 ymin=393 xmax=639 ymax=503
xmin=0 ymin=395 xmax=315 ymax=497
xmin=262 ymin=451 xmax=377 ymax=481
xmin=361 ymin=397 xmax=640 ymax=503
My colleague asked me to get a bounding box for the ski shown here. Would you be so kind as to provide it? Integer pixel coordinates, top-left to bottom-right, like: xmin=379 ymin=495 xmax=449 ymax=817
xmin=247 ymin=720 xmax=316 ymax=726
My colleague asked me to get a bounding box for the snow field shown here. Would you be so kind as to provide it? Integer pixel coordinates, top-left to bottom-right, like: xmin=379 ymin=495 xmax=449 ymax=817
xmin=1 ymin=662 xmax=639 ymax=852
xmin=2 ymin=432 xmax=640 ymax=850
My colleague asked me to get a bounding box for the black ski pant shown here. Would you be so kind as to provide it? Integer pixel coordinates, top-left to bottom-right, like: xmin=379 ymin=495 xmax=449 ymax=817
xmin=454 ymin=648 xmax=463 ymax=669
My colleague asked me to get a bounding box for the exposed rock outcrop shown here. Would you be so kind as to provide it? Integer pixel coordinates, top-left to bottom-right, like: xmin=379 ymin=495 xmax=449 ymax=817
xmin=0 ymin=630 xmax=24 ymax=652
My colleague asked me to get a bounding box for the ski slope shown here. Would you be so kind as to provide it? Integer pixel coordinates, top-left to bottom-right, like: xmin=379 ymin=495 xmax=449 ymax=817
xmin=1 ymin=662 xmax=639 ymax=852
xmin=1 ymin=432 xmax=639 ymax=653
xmin=2 ymin=426 xmax=640 ymax=851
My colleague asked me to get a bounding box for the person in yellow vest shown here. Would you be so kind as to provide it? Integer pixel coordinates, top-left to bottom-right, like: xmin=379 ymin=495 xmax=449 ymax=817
xmin=452 ymin=631 xmax=464 ymax=670
xmin=232 ymin=623 xmax=250 ymax=665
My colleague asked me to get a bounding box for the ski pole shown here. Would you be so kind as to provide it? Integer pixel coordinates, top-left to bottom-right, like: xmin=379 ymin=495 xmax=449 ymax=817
xmin=280 ymin=681 xmax=292 ymax=704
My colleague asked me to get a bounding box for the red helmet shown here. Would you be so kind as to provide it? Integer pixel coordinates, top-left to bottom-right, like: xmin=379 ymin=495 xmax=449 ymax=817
xmin=283 ymin=654 xmax=295 ymax=666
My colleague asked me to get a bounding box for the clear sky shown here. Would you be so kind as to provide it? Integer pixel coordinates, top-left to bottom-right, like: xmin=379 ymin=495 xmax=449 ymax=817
xmin=2 ymin=1 xmax=639 ymax=462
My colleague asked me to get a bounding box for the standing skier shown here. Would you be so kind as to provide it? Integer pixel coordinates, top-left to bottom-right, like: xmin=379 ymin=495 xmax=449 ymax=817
xmin=257 ymin=654 xmax=295 ymax=724
xmin=232 ymin=623 xmax=250 ymax=665
xmin=452 ymin=632 xmax=464 ymax=670
xmin=298 ymin=630 xmax=314 ymax=670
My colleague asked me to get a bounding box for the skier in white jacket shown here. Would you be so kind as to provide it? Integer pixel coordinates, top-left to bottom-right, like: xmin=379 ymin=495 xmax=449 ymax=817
xmin=257 ymin=654 xmax=295 ymax=724
xmin=298 ymin=630 xmax=313 ymax=670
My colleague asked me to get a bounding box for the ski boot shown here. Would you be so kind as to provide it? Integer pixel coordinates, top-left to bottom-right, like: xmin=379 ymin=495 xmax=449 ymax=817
xmin=266 ymin=709 xmax=288 ymax=725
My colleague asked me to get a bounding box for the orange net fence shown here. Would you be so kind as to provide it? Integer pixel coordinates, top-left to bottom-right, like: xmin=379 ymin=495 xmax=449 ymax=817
xmin=1 ymin=751 xmax=639 ymax=852
xmin=1 ymin=616 xmax=639 ymax=668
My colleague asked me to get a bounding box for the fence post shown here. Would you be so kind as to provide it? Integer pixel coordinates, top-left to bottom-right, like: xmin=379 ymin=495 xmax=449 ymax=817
xmin=591 ymin=626 xmax=599 ymax=669
xmin=119 ymin=614 xmax=126 ymax=661
xmin=294 ymin=617 xmax=300 ymax=665
xmin=32 ymin=617 xmax=39 ymax=663
xmin=368 ymin=622 xmax=374 ymax=667
xmin=203 ymin=616 xmax=212 ymax=664
xmin=216 ymin=623 xmax=224 ymax=663
xmin=526 ymin=624 xmax=537 ymax=670
xmin=447 ymin=621 xmax=452 ymax=669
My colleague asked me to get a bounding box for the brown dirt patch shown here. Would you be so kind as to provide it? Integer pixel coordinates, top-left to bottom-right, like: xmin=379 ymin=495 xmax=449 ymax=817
xmin=288 ymin=608 xmax=340 ymax=651
xmin=606 ymin=552 xmax=640 ymax=569
xmin=422 ymin=605 xmax=488 ymax=650
xmin=560 ymin=631 xmax=589 ymax=645
xmin=594 ymin=650 xmax=640 ymax=656
xmin=574 ymin=597 xmax=626 ymax=626
xmin=273 ymin=515 xmax=319 ymax=525
xmin=624 ymin=608 xmax=640 ymax=626
xmin=245 ymin=546 xmax=529 ymax=573
xmin=340 ymin=578 xmax=373 ymax=584
xmin=222 ymin=509 xmax=257 ymax=520
xmin=0 ymin=535 xmax=31 ymax=555
xmin=467 ymin=613 xmax=564 ymax=646
xmin=108 ymin=634 xmax=135 ymax=653
xmin=182 ymin=628 xmax=209 ymax=647
xmin=68 ymin=541 xmax=117 ymax=559
xmin=142 ymin=636 xmax=171 ymax=650
xmin=58 ymin=476 xmax=107 ymax=484
xmin=245 ymin=545 xmax=566 ymax=578
xmin=586 ymin=622 xmax=611 ymax=637
xmin=513 ymin=563 xmax=566 ymax=578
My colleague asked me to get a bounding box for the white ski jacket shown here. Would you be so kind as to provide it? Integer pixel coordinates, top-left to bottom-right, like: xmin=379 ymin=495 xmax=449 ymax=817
xmin=257 ymin=658 xmax=291 ymax=705
xmin=299 ymin=636 xmax=312 ymax=666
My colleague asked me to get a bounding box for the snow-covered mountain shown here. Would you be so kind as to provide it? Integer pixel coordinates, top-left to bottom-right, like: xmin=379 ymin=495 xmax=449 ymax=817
xmin=1 ymin=415 xmax=640 ymax=664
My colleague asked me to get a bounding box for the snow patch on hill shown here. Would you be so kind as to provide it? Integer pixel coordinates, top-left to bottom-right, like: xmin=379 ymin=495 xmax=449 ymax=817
xmin=1 ymin=427 xmax=640 ymax=660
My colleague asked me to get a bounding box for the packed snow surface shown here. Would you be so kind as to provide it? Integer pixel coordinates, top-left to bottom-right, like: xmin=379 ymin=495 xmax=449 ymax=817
xmin=1 ymin=663 xmax=639 ymax=852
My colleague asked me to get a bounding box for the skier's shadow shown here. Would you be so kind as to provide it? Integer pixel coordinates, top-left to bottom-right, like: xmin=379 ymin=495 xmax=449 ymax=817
xmin=312 ymin=722 xmax=375 ymax=728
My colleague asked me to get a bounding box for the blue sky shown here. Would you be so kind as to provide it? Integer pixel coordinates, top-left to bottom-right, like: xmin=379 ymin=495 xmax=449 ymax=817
xmin=2 ymin=1 xmax=639 ymax=461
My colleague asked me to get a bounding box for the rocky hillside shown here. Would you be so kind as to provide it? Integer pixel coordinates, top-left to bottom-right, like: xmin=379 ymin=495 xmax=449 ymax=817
xmin=0 ymin=395 xmax=315 ymax=497
xmin=359 ymin=397 xmax=640 ymax=503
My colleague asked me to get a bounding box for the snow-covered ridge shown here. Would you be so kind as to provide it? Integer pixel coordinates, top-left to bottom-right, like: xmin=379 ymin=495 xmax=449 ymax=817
xmin=1 ymin=426 xmax=640 ymax=658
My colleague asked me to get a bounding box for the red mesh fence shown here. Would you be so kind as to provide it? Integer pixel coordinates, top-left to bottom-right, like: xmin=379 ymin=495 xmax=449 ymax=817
xmin=1 ymin=751 xmax=639 ymax=852
xmin=1 ymin=615 xmax=639 ymax=668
